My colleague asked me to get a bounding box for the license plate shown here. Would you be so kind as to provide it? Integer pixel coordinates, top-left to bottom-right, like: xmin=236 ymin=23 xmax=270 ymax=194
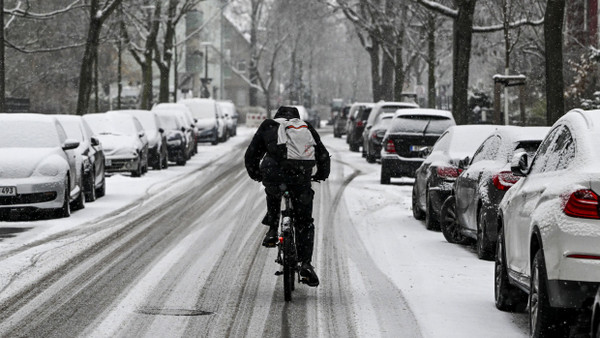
xmin=0 ymin=186 xmax=16 ymax=196
xmin=410 ymin=145 xmax=429 ymax=152
xmin=105 ymin=159 xmax=112 ymax=166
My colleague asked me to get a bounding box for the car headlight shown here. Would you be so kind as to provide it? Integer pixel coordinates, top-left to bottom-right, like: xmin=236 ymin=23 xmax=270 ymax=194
xmin=34 ymin=161 xmax=60 ymax=177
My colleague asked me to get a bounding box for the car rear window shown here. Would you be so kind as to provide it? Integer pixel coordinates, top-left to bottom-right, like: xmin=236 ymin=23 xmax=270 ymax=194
xmin=389 ymin=115 xmax=454 ymax=134
xmin=514 ymin=140 xmax=542 ymax=158
xmin=360 ymin=108 xmax=372 ymax=120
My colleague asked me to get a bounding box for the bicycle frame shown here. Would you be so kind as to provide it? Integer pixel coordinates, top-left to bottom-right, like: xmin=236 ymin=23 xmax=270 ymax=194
xmin=275 ymin=185 xmax=300 ymax=301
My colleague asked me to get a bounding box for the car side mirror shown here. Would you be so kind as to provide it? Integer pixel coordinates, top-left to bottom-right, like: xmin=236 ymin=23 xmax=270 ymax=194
xmin=458 ymin=156 xmax=470 ymax=170
xmin=158 ymin=128 xmax=165 ymax=134
xmin=138 ymin=131 xmax=145 ymax=138
xmin=366 ymin=125 xmax=372 ymax=130
xmin=62 ymin=139 xmax=80 ymax=150
xmin=511 ymin=152 xmax=529 ymax=177
xmin=181 ymin=127 xmax=186 ymax=133
xmin=90 ymin=136 xmax=100 ymax=147
xmin=194 ymin=118 xmax=198 ymax=123
xmin=190 ymin=124 xmax=195 ymax=128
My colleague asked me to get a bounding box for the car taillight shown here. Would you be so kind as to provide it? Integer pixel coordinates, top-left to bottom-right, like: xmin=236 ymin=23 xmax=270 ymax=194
xmin=385 ymin=139 xmax=396 ymax=153
xmin=492 ymin=171 xmax=520 ymax=191
xmin=357 ymin=121 xmax=364 ymax=127
xmin=563 ymin=189 xmax=600 ymax=219
xmin=436 ymin=166 xmax=462 ymax=179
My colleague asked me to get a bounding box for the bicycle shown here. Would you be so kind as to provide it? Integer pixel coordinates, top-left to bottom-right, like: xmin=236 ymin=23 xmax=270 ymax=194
xmin=272 ymin=183 xmax=298 ymax=301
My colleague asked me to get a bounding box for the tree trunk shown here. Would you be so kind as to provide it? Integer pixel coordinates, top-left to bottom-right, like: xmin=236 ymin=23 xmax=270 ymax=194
xmin=368 ymin=38 xmax=382 ymax=102
xmin=248 ymin=0 xmax=259 ymax=106
xmin=157 ymin=0 xmax=177 ymax=103
xmin=0 ymin=0 xmax=5 ymax=113
xmin=394 ymin=40 xmax=405 ymax=101
xmin=452 ymin=0 xmax=476 ymax=125
xmin=381 ymin=50 xmax=394 ymax=101
xmin=140 ymin=55 xmax=153 ymax=109
xmin=77 ymin=18 xmax=102 ymax=115
xmin=545 ymin=0 xmax=566 ymax=125
xmin=427 ymin=14 xmax=436 ymax=108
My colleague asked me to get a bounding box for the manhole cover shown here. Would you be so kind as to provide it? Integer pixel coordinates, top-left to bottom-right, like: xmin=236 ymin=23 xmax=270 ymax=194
xmin=136 ymin=307 xmax=214 ymax=316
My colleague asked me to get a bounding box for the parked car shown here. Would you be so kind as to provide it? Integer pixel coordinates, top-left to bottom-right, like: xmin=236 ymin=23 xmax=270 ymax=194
xmin=439 ymin=126 xmax=549 ymax=259
xmin=329 ymin=98 xmax=344 ymax=125
xmin=380 ymin=109 xmax=455 ymax=184
xmin=154 ymin=110 xmax=190 ymax=165
xmin=217 ymin=100 xmax=238 ymax=136
xmin=412 ymin=124 xmax=499 ymax=230
xmin=55 ymin=115 xmax=107 ymax=202
xmin=362 ymin=101 xmax=419 ymax=161
xmin=153 ymin=103 xmax=197 ymax=155
xmin=305 ymin=108 xmax=321 ymax=129
xmin=346 ymin=102 xmax=374 ymax=152
xmin=495 ymin=109 xmax=600 ymax=337
xmin=179 ymin=98 xmax=224 ymax=145
xmin=333 ymin=105 xmax=351 ymax=138
xmin=0 ymin=113 xmax=84 ymax=219
xmin=83 ymin=112 xmax=149 ymax=177
xmin=117 ymin=110 xmax=168 ymax=170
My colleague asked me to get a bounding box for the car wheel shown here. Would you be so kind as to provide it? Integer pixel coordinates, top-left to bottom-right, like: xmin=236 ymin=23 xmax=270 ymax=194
xmin=211 ymin=136 xmax=219 ymax=145
xmin=54 ymin=178 xmax=71 ymax=218
xmin=96 ymin=180 xmax=106 ymax=198
xmin=412 ymin=184 xmax=425 ymax=220
xmin=162 ymin=154 xmax=169 ymax=169
xmin=366 ymin=144 xmax=376 ymax=163
xmin=530 ymin=249 xmax=569 ymax=337
xmin=349 ymin=143 xmax=360 ymax=152
xmin=494 ymin=229 xmax=527 ymax=312
xmin=477 ymin=209 xmax=495 ymax=261
xmin=72 ymin=174 xmax=86 ymax=210
xmin=131 ymin=160 xmax=142 ymax=177
xmin=85 ymin=171 xmax=96 ymax=202
xmin=154 ymin=155 xmax=162 ymax=171
xmin=380 ymin=164 xmax=391 ymax=184
xmin=425 ymin=192 xmax=440 ymax=231
xmin=440 ymin=196 xmax=469 ymax=244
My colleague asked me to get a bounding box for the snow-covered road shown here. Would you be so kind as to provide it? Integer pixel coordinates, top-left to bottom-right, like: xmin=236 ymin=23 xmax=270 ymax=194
xmin=0 ymin=125 xmax=530 ymax=337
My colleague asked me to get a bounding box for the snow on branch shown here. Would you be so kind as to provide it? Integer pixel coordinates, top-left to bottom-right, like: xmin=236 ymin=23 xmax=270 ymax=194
xmin=5 ymin=39 xmax=86 ymax=53
xmin=415 ymin=0 xmax=457 ymax=18
xmin=5 ymin=0 xmax=87 ymax=19
xmin=473 ymin=17 xmax=544 ymax=33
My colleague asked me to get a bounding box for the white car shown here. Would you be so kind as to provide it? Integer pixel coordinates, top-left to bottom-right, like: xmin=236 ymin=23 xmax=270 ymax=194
xmin=179 ymin=98 xmax=226 ymax=145
xmin=217 ymin=100 xmax=238 ymax=137
xmin=496 ymin=109 xmax=600 ymax=336
xmin=116 ymin=110 xmax=168 ymax=170
xmin=0 ymin=113 xmax=83 ymax=219
xmin=153 ymin=103 xmax=198 ymax=155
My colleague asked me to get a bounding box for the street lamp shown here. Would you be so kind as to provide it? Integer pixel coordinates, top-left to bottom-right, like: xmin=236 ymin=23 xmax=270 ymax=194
xmin=200 ymin=42 xmax=213 ymax=98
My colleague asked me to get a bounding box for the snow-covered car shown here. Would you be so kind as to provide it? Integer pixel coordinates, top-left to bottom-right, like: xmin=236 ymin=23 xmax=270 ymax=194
xmin=495 ymin=109 xmax=600 ymax=336
xmin=55 ymin=115 xmax=107 ymax=202
xmin=362 ymin=101 xmax=420 ymax=161
xmin=446 ymin=126 xmax=549 ymax=259
xmin=179 ymin=98 xmax=225 ymax=145
xmin=154 ymin=110 xmax=190 ymax=166
xmin=346 ymin=102 xmax=374 ymax=151
xmin=306 ymin=108 xmax=321 ymax=130
xmin=153 ymin=103 xmax=197 ymax=155
xmin=333 ymin=105 xmax=350 ymax=138
xmin=83 ymin=112 xmax=149 ymax=177
xmin=380 ymin=109 xmax=455 ymax=184
xmin=217 ymin=100 xmax=238 ymax=137
xmin=116 ymin=110 xmax=168 ymax=170
xmin=412 ymin=124 xmax=499 ymax=230
xmin=0 ymin=113 xmax=84 ymax=219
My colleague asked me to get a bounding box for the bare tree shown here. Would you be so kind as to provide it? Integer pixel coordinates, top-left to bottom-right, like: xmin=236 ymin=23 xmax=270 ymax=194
xmin=544 ymin=0 xmax=565 ymax=124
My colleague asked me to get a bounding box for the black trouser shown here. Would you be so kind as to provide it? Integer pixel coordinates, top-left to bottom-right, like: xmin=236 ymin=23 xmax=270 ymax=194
xmin=262 ymin=182 xmax=315 ymax=264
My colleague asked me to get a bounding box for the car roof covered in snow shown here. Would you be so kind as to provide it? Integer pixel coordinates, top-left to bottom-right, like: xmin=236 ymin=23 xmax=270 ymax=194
xmin=394 ymin=108 xmax=453 ymax=119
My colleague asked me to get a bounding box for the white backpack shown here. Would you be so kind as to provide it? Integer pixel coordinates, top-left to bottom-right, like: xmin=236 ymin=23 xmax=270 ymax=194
xmin=275 ymin=118 xmax=316 ymax=161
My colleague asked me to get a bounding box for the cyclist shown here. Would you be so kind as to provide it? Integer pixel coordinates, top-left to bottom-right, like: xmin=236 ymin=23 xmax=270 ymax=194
xmin=245 ymin=105 xmax=330 ymax=287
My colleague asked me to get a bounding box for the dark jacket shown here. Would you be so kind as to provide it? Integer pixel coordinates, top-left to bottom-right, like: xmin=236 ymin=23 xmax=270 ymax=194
xmin=245 ymin=106 xmax=330 ymax=184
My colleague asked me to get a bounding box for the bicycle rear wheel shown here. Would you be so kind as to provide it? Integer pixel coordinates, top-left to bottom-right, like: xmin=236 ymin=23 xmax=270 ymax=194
xmin=283 ymin=236 xmax=295 ymax=301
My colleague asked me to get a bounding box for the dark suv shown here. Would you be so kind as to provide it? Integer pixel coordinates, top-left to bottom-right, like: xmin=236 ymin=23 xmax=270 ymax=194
xmin=346 ymin=102 xmax=374 ymax=152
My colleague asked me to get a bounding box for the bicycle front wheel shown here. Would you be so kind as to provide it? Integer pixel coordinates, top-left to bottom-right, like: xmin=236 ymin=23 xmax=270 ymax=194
xmin=283 ymin=237 xmax=295 ymax=302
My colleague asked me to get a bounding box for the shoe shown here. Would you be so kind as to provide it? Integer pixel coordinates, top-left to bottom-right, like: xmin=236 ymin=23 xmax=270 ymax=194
xmin=262 ymin=227 xmax=278 ymax=248
xmin=300 ymin=262 xmax=319 ymax=287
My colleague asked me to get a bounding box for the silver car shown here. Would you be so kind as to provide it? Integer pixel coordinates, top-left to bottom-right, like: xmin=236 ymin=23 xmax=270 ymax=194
xmin=0 ymin=113 xmax=84 ymax=219
xmin=83 ymin=112 xmax=149 ymax=177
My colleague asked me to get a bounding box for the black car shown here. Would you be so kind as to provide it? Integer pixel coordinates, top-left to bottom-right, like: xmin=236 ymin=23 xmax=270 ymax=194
xmin=443 ymin=126 xmax=548 ymax=259
xmin=362 ymin=101 xmax=419 ymax=162
xmin=380 ymin=109 xmax=455 ymax=184
xmin=155 ymin=111 xmax=189 ymax=166
xmin=333 ymin=105 xmax=351 ymax=138
xmin=412 ymin=125 xmax=499 ymax=230
xmin=305 ymin=108 xmax=321 ymax=129
xmin=56 ymin=115 xmax=106 ymax=201
xmin=346 ymin=102 xmax=374 ymax=152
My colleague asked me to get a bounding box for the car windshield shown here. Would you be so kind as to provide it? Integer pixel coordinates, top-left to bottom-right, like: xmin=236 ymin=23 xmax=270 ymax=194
xmin=389 ymin=115 xmax=453 ymax=134
xmin=0 ymin=120 xmax=60 ymax=148
xmin=156 ymin=114 xmax=180 ymax=130
xmin=85 ymin=114 xmax=137 ymax=136
xmin=58 ymin=119 xmax=84 ymax=142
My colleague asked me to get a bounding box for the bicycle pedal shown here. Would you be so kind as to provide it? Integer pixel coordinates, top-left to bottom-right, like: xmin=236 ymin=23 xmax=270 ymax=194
xmin=275 ymin=271 xmax=283 ymax=276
